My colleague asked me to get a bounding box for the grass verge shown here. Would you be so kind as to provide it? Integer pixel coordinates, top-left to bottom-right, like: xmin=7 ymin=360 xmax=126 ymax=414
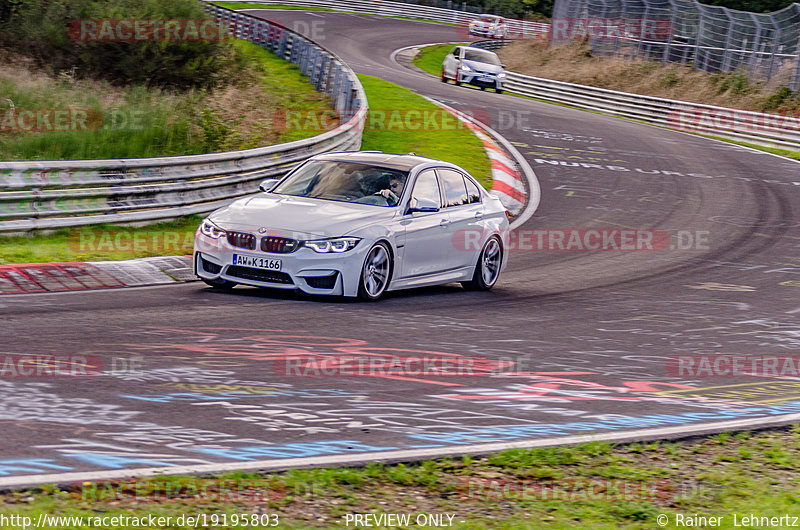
xmin=5 ymin=427 xmax=800 ymax=528
xmin=414 ymin=42 xmax=800 ymax=160
xmin=413 ymin=43 xmax=465 ymax=78
xmin=357 ymin=73 xmax=492 ymax=189
xmin=0 ymin=76 xmax=494 ymax=264
xmin=209 ymin=2 xmax=334 ymax=11
xmin=500 ymin=40 xmax=800 ymax=113
xmin=0 ymin=217 xmax=202 ymax=265
xmin=0 ymin=40 xmax=336 ymax=160
xmin=209 ymin=2 xmax=458 ymax=25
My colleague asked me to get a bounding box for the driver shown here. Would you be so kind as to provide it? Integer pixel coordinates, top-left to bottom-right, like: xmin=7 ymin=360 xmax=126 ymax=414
xmin=377 ymin=176 xmax=404 ymax=205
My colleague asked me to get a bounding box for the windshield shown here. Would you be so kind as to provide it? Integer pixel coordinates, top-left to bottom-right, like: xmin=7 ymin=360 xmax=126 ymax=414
xmin=479 ymin=15 xmax=499 ymax=22
xmin=272 ymin=160 xmax=410 ymax=207
xmin=463 ymin=49 xmax=502 ymax=65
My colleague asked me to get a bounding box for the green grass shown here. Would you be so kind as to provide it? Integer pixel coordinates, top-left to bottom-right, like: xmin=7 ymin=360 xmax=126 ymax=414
xmin=413 ymin=43 xmax=800 ymax=161
xmin=357 ymin=74 xmax=492 ymax=189
xmin=0 ymin=40 xmax=335 ymax=160
xmin=0 ymin=217 xmax=202 ymax=264
xmin=7 ymin=427 xmax=800 ymax=528
xmin=209 ymin=2 xmax=333 ymax=11
xmin=413 ymin=43 xmax=466 ymax=77
xmin=209 ymin=2 xmax=458 ymax=25
xmin=699 ymin=135 xmax=800 ymax=161
xmin=0 ymin=75 xmax=493 ymax=264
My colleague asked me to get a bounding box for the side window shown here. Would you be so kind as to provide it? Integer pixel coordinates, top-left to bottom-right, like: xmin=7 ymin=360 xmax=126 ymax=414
xmin=465 ymin=177 xmax=482 ymax=204
xmin=410 ymin=170 xmax=441 ymax=209
xmin=452 ymin=46 xmax=461 ymax=58
xmin=438 ymin=169 xmax=469 ymax=207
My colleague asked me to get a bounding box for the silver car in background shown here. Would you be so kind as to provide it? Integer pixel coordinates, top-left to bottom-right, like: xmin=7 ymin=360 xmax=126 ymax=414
xmin=468 ymin=14 xmax=508 ymax=39
xmin=442 ymin=46 xmax=506 ymax=93
xmin=194 ymin=152 xmax=509 ymax=300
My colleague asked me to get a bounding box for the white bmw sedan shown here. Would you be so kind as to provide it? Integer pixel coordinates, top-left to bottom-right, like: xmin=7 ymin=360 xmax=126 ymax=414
xmin=194 ymin=151 xmax=509 ymax=300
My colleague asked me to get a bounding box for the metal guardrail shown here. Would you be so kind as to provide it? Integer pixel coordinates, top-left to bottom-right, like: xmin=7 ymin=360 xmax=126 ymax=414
xmin=0 ymin=5 xmax=367 ymax=233
xmin=211 ymin=0 xmax=549 ymax=36
xmin=225 ymin=0 xmax=798 ymax=151
xmin=503 ymin=72 xmax=800 ymax=151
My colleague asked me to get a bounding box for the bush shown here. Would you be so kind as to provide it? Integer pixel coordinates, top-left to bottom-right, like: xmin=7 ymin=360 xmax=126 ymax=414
xmin=0 ymin=0 xmax=244 ymax=88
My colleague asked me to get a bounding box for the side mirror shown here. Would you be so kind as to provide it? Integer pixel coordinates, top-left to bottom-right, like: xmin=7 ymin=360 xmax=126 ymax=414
xmin=501 ymin=64 xmax=507 ymax=68
xmin=407 ymin=197 xmax=440 ymax=214
xmin=259 ymin=178 xmax=279 ymax=192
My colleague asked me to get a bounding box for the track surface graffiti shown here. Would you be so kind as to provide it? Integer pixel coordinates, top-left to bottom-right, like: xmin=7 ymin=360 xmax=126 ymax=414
xmin=4 ymin=315 xmax=799 ymax=481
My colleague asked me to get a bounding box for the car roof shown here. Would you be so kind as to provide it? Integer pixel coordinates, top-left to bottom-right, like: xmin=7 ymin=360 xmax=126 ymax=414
xmin=464 ymin=47 xmax=500 ymax=58
xmin=312 ymin=151 xmax=444 ymax=172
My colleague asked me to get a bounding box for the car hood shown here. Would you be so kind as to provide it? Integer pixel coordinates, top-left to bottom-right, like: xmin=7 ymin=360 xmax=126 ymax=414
xmin=463 ymin=60 xmax=503 ymax=74
xmin=208 ymin=194 xmax=397 ymax=239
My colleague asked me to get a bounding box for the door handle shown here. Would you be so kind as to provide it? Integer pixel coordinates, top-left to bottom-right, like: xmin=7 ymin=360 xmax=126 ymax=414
xmin=440 ymin=219 xmax=450 ymax=227
xmin=474 ymin=212 xmax=483 ymax=219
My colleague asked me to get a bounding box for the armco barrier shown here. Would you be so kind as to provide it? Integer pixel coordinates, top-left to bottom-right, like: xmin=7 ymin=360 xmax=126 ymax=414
xmin=502 ymin=71 xmax=800 ymax=151
xmin=219 ymin=1 xmax=798 ymax=151
xmin=467 ymin=39 xmax=799 ymax=150
xmin=0 ymin=5 xmax=367 ymax=233
xmin=210 ymin=0 xmax=549 ymax=36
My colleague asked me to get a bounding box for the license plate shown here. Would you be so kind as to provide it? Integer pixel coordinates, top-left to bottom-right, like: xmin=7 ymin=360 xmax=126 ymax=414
xmin=478 ymin=76 xmax=494 ymax=82
xmin=232 ymin=254 xmax=282 ymax=270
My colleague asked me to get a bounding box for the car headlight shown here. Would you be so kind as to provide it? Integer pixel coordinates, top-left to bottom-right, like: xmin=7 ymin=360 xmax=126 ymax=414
xmin=498 ymin=72 xmax=507 ymax=78
xmin=460 ymin=63 xmax=472 ymax=72
xmin=304 ymin=237 xmax=361 ymax=253
xmin=200 ymin=218 xmax=226 ymax=239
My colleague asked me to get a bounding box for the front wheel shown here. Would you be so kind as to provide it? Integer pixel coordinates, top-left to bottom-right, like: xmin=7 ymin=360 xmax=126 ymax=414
xmin=462 ymin=236 xmax=502 ymax=291
xmin=358 ymin=242 xmax=392 ymax=300
xmin=496 ymin=88 xmax=503 ymax=94
xmin=441 ymin=68 xmax=448 ymax=83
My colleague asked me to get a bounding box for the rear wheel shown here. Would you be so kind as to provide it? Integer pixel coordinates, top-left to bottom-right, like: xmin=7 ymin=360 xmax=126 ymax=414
xmin=462 ymin=236 xmax=502 ymax=291
xmin=358 ymin=242 xmax=392 ymax=300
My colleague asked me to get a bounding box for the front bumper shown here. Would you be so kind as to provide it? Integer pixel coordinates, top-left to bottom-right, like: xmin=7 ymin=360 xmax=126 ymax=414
xmin=458 ymin=70 xmax=504 ymax=90
xmin=469 ymin=27 xmax=504 ymax=38
xmin=194 ymin=233 xmax=372 ymax=297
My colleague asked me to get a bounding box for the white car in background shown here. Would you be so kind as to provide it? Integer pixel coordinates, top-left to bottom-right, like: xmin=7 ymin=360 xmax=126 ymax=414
xmin=468 ymin=14 xmax=508 ymax=39
xmin=194 ymin=152 xmax=509 ymax=300
xmin=442 ymin=46 xmax=506 ymax=93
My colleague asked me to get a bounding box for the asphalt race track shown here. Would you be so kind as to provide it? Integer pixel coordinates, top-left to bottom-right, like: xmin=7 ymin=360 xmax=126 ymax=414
xmin=2 ymin=11 xmax=800 ymax=487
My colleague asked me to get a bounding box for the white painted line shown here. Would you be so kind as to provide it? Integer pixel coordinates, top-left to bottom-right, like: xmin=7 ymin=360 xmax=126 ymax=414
xmin=4 ymin=413 xmax=800 ymax=489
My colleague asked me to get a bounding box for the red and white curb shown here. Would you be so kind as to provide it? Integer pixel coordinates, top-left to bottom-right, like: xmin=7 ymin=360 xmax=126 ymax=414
xmin=464 ymin=118 xmax=527 ymax=215
xmin=0 ymin=256 xmax=193 ymax=294
xmin=422 ymin=96 xmax=540 ymax=229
